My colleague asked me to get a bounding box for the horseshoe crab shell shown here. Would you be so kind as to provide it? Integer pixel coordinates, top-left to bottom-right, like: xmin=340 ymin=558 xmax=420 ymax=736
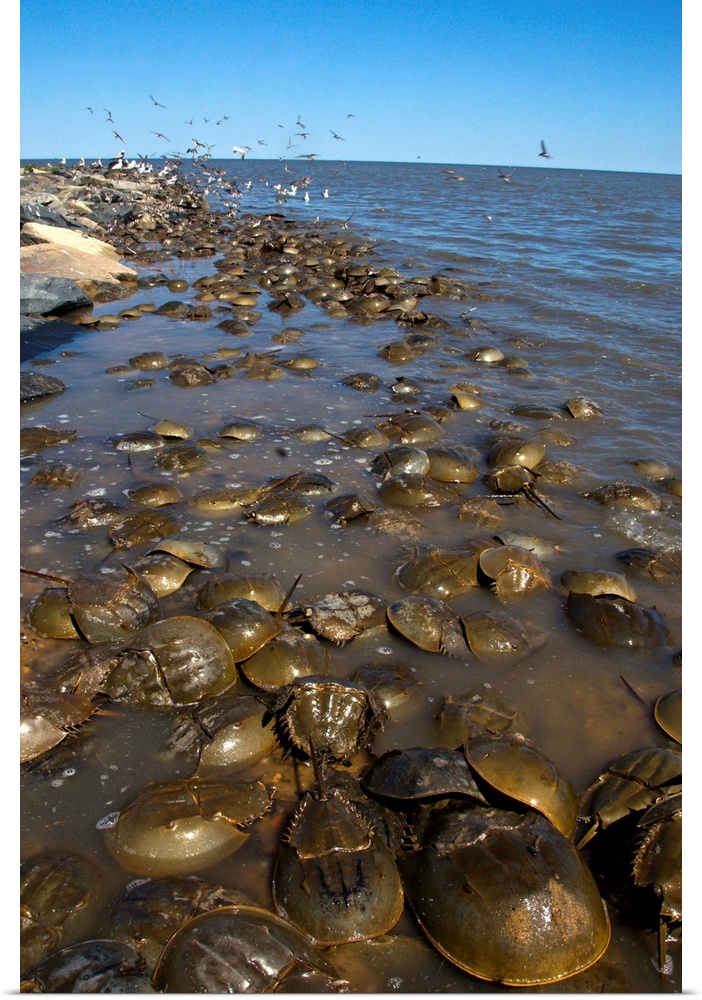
xmin=399 ymin=804 xmax=610 ymax=986
xmin=464 ymin=732 xmax=580 ymax=841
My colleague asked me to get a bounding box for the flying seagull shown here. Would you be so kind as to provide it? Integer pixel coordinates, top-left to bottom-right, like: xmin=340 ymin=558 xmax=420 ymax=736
xmin=330 ymin=130 xmax=345 ymax=141
xmin=539 ymin=140 xmax=553 ymax=159
xmin=152 ymin=132 xmax=170 ymax=142
xmin=232 ymin=145 xmax=252 ymax=158
xmin=498 ymin=169 xmax=514 ymax=183
xmin=442 ymin=168 xmax=466 ymax=181
xmin=149 ymin=95 xmax=166 ymax=108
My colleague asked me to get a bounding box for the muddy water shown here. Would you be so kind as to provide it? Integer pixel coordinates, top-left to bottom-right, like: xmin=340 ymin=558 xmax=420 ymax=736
xmin=20 ymin=213 xmax=681 ymax=991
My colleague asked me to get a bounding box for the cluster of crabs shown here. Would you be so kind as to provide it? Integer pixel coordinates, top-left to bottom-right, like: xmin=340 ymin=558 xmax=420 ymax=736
xmin=20 ymin=542 xmax=681 ymax=990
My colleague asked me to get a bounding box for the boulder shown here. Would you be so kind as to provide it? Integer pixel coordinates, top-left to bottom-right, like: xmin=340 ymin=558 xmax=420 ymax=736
xmin=21 ymin=222 xmax=121 ymax=260
xmin=20 ymin=201 xmax=83 ymax=229
xmin=20 ymin=243 xmax=138 ymax=294
xmin=20 ymin=274 xmax=92 ymax=316
xmin=21 ymin=370 xmax=67 ymax=402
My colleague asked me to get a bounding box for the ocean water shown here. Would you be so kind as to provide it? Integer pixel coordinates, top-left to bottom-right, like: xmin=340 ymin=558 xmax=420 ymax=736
xmin=20 ymin=159 xmax=682 ymax=992
xmin=194 ymin=159 xmax=682 ymax=461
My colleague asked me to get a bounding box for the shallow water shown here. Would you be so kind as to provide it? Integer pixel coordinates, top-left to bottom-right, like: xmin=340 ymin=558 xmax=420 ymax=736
xmin=20 ymin=160 xmax=682 ymax=991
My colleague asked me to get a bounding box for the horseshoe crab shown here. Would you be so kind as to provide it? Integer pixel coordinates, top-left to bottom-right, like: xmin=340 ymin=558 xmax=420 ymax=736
xmin=21 ymin=939 xmax=153 ymax=994
xmin=460 ymin=609 xmax=546 ymax=661
xmin=292 ymin=589 xmax=387 ymax=644
xmin=582 ymin=482 xmax=661 ymax=511
xmin=111 ymin=877 xmax=259 ymax=976
xmin=198 ymin=573 xmax=286 ymax=612
xmin=152 ymin=905 xmax=348 ymax=992
xmin=21 ymin=853 xmax=101 ymax=974
xmin=425 ymin=445 xmax=480 ymax=483
xmin=375 ymin=412 xmax=444 ymax=445
xmin=239 ymin=622 xmax=332 ymax=691
xmin=616 ymin=547 xmax=682 ymax=582
xmin=173 ymin=693 xmax=280 ymax=776
xmin=436 ymin=692 xmax=518 ymax=748
xmin=630 ymin=792 xmax=682 ymax=969
xmin=324 ymin=491 xmax=377 ymax=524
xmin=565 ymin=592 xmax=669 ymax=649
xmin=66 ymin=567 xmax=161 ymax=643
xmin=578 ymin=746 xmax=682 ymax=846
xmin=387 ymin=595 xmax=471 ymax=658
xmin=129 ymin=552 xmax=195 ymax=598
xmin=362 ymin=746 xmax=489 ymax=804
xmin=478 ymin=544 xmax=551 ymax=598
xmin=398 ymin=802 xmax=610 ymax=986
xmin=378 ymin=473 xmax=461 ymax=509
xmin=202 ymin=598 xmax=282 ymax=663
xmin=105 ymin=615 xmax=237 ymax=707
xmin=369 ymin=445 xmax=430 ymax=480
xmin=244 ymin=493 xmax=314 ymax=525
xmin=272 ymin=787 xmax=404 ymax=945
xmin=560 ymin=569 xmax=636 ymax=602
xmin=654 ymin=689 xmax=682 ymax=744
xmin=274 ymin=675 xmax=385 ymax=763
xmin=463 ymin=732 xmax=580 ymax=840
xmin=103 ymin=776 xmax=273 ymax=877
xmin=487 ymin=437 xmax=546 ymax=470
xmin=564 ymin=396 xmax=603 ymax=418
xmin=394 ymin=542 xmax=496 ymax=600
xmin=20 ymin=682 xmax=102 ymax=765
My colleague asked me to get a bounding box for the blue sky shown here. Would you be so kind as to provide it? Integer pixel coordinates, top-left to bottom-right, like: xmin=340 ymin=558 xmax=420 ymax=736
xmin=19 ymin=0 xmax=682 ymax=174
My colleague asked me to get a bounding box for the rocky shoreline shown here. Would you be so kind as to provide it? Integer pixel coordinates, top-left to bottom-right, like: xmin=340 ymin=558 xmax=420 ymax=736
xmin=20 ymin=162 xmax=213 ymax=395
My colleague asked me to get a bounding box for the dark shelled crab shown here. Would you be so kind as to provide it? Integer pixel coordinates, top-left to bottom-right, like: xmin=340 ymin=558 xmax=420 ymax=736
xmin=397 ymin=801 xmax=611 ymax=987
xmin=20 ymin=681 xmax=105 ymax=765
xmin=272 ymin=745 xmax=404 ymax=947
xmin=270 ymin=675 xmax=387 ymax=765
xmin=103 ymin=775 xmax=274 ymax=878
xmin=482 ymin=464 xmax=562 ymax=518
xmin=152 ymin=904 xmax=350 ymax=992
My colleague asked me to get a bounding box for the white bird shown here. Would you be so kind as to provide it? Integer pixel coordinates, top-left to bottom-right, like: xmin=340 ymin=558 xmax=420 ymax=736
xmin=107 ymin=151 xmax=125 ymax=171
xmin=539 ymin=140 xmax=553 ymax=159
xmin=232 ymin=145 xmax=252 ymax=159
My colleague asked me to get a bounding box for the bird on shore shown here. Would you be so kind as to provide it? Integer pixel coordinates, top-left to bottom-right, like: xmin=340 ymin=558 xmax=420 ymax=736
xmin=539 ymin=140 xmax=553 ymax=159
xmin=108 ymin=151 xmax=125 ymax=171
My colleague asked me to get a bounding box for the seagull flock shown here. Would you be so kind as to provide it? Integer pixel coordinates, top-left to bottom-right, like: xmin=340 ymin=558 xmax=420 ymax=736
xmin=71 ymin=99 xmax=555 ymax=211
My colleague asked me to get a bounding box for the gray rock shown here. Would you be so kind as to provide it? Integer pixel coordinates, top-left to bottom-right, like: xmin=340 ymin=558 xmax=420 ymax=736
xmin=88 ymin=204 xmax=138 ymax=226
xmin=20 ymin=274 xmax=92 ymax=316
xmin=20 ymin=202 xmax=83 ymax=229
xmin=21 ymin=317 xmax=84 ymax=363
xmin=21 ymin=370 xmax=67 ymax=402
